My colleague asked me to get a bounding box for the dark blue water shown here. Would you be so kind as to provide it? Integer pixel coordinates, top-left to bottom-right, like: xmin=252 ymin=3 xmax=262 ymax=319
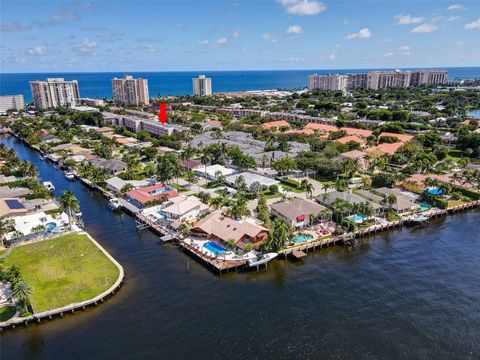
xmin=1 ymin=67 xmax=479 ymax=102
xmin=1 ymin=134 xmax=480 ymax=359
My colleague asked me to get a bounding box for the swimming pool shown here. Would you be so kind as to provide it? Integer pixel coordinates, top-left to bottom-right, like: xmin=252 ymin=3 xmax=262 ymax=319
xmin=348 ymin=214 xmax=366 ymax=223
xmin=427 ymin=187 xmax=444 ymax=196
xmin=419 ymin=203 xmax=431 ymax=212
xmin=203 ymin=241 xmax=226 ymax=254
xmin=293 ymin=234 xmax=314 ymax=243
xmin=46 ymin=222 xmax=57 ymax=231
xmin=155 ymin=211 xmax=166 ymax=219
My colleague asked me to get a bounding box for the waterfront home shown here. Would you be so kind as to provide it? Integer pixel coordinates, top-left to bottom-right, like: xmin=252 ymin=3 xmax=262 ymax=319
xmin=0 ymin=175 xmax=18 ymax=184
xmin=317 ymin=191 xmax=383 ymax=213
xmin=105 ymin=176 xmax=156 ymax=194
xmin=125 ymin=183 xmax=177 ymax=209
xmin=225 ymin=172 xmax=279 ymax=189
xmin=143 ymin=196 xmax=209 ymax=230
xmin=0 ymin=198 xmax=28 ymax=219
xmin=0 ymin=186 xmax=32 ymax=199
xmin=375 ymin=187 xmax=419 ymax=213
xmin=270 ymin=197 xmax=329 ymax=229
xmin=190 ymin=211 xmax=269 ymax=249
xmin=90 ymin=158 xmax=127 ymax=175
xmin=4 ymin=211 xmax=69 ymax=244
xmin=194 ymin=164 xmax=236 ymax=180
xmin=39 ymin=134 xmax=62 ymax=144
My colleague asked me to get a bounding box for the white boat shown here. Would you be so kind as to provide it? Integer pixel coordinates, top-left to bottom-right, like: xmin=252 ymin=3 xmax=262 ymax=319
xmin=64 ymin=171 xmax=75 ymax=180
xmin=247 ymin=252 xmax=278 ymax=267
xmin=108 ymin=198 xmax=121 ymax=210
xmin=42 ymin=181 xmax=55 ymax=192
xmin=409 ymin=213 xmax=429 ymax=223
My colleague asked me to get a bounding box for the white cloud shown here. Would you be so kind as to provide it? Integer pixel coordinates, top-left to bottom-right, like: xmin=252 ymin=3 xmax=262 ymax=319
xmin=329 ymin=53 xmax=336 ymax=61
xmin=214 ymin=37 xmax=227 ymax=47
xmin=447 ymin=4 xmax=464 ymax=11
xmin=346 ymin=28 xmax=371 ymax=40
xmin=411 ymin=23 xmax=438 ymax=33
xmin=399 ymin=45 xmax=411 ymax=55
xmin=394 ymin=14 xmax=424 ymax=25
xmin=262 ymin=32 xmax=278 ymax=43
xmin=1 ymin=22 xmax=29 ymax=32
xmin=76 ymin=39 xmax=96 ymax=54
xmin=198 ymin=39 xmax=209 ymax=45
xmin=233 ymin=31 xmax=241 ymax=38
xmin=175 ymin=23 xmax=185 ymax=29
xmin=446 ymin=16 xmax=460 ymax=22
xmin=27 ymin=45 xmax=47 ymax=56
xmin=465 ymin=18 xmax=480 ymax=30
xmin=52 ymin=9 xmax=80 ymax=21
xmin=286 ymin=25 xmax=303 ymax=34
xmin=277 ymin=0 xmax=326 ymax=16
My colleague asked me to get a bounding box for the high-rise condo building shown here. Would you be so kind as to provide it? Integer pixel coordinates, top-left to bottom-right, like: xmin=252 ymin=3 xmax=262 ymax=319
xmin=346 ymin=73 xmax=368 ymax=90
xmin=192 ymin=75 xmax=212 ymax=96
xmin=30 ymin=78 xmax=80 ymax=109
xmin=307 ymin=74 xmax=348 ymax=91
xmin=111 ymin=75 xmax=150 ymax=106
xmin=410 ymin=70 xmax=448 ymax=86
xmin=0 ymin=95 xmax=25 ymax=114
xmin=367 ymin=70 xmax=411 ymax=90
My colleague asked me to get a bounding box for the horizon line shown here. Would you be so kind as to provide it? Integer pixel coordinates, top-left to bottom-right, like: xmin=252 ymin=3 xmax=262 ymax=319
xmin=1 ymin=65 xmax=479 ymax=75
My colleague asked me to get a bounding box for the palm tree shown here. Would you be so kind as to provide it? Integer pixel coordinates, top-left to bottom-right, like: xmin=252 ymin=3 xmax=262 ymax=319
xmin=226 ymin=238 xmax=237 ymax=252
xmin=304 ymin=182 xmax=314 ymax=199
xmin=200 ymin=152 xmax=211 ymax=180
xmin=0 ymin=218 xmax=14 ymax=247
xmin=59 ymin=190 xmax=80 ymax=229
xmin=12 ymin=280 xmax=33 ymax=313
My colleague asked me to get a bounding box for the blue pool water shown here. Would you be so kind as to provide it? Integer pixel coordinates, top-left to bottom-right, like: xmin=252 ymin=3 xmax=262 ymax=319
xmin=427 ymin=187 xmax=444 ymax=196
xmin=203 ymin=241 xmax=226 ymax=254
xmin=45 ymin=222 xmax=57 ymax=231
xmin=419 ymin=203 xmax=431 ymax=212
xmin=294 ymin=234 xmax=314 ymax=243
xmin=348 ymin=214 xmax=367 ymax=223
xmin=155 ymin=211 xmax=166 ymax=219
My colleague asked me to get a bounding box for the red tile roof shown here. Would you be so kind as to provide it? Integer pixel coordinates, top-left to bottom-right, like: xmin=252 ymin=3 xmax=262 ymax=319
xmin=335 ymin=135 xmax=365 ymax=145
xmin=261 ymin=120 xmax=290 ymax=129
xmin=126 ymin=183 xmax=178 ymax=205
xmin=305 ymin=123 xmax=338 ymax=132
xmin=379 ymin=132 xmax=413 ymax=143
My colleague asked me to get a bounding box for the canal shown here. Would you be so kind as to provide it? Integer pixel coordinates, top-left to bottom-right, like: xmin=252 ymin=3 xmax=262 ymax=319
xmin=1 ymin=134 xmax=480 ymax=360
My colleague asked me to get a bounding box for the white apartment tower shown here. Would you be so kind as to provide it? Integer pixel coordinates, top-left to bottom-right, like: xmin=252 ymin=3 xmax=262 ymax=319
xmin=307 ymin=74 xmax=348 ymax=91
xmin=30 ymin=78 xmax=80 ymax=109
xmin=367 ymin=70 xmax=411 ymax=90
xmin=192 ymin=75 xmax=212 ymax=96
xmin=111 ymin=75 xmax=150 ymax=106
xmin=410 ymin=70 xmax=448 ymax=86
xmin=0 ymin=95 xmax=25 ymax=114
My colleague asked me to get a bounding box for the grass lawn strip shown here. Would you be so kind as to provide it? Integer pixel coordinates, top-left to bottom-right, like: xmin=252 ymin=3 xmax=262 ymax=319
xmin=2 ymin=233 xmax=120 ymax=313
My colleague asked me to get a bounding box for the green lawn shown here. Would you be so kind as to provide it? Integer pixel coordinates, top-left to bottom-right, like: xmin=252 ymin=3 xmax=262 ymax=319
xmin=0 ymin=306 xmax=16 ymax=322
xmin=2 ymin=233 xmax=120 ymax=313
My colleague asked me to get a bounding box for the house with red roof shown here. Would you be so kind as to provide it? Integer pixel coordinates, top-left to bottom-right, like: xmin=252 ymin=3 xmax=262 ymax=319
xmin=378 ymin=132 xmax=413 ymax=143
xmin=334 ymin=135 xmax=365 ymax=145
xmin=126 ymin=183 xmax=178 ymax=208
xmin=261 ymin=120 xmax=290 ymax=129
xmin=305 ymin=123 xmax=338 ymax=132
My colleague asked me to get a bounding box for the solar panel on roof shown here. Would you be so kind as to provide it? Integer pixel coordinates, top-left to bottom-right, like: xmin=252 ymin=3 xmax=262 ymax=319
xmin=5 ymin=199 xmax=25 ymax=210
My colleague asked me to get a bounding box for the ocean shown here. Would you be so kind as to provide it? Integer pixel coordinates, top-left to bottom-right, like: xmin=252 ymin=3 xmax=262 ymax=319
xmin=1 ymin=67 xmax=479 ymax=103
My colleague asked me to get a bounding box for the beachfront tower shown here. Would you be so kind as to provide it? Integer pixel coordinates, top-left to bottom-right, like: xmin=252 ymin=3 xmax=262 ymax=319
xmin=192 ymin=75 xmax=212 ymax=96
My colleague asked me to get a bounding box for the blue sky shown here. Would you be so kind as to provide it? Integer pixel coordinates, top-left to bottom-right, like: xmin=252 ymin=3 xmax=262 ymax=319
xmin=1 ymin=0 xmax=479 ymax=72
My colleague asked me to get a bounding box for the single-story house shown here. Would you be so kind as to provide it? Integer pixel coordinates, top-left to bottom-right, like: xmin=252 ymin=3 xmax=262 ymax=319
xmin=105 ymin=176 xmax=156 ymax=194
xmin=225 ymin=172 xmax=279 ymax=189
xmin=0 ymin=186 xmax=32 ymax=199
xmin=317 ymin=191 xmax=383 ymax=212
xmin=190 ymin=211 xmax=269 ymax=249
xmin=91 ymin=159 xmax=127 ymax=175
xmin=125 ymin=183 xmax=178 ymax=208
xmin=194 ymin=164 xmax=235 ymax=180
xmin=334 ymin=150 xmax=369 ymax=170
xmin=270 ymin=197 xmax=329 ymax=229
xmin=0 ymin=198 xmax=28 ymax=219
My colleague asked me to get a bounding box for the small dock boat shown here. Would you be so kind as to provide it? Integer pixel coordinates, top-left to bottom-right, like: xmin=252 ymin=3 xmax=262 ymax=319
xmin=108 ymin=198 xmax=121 ymax=210
xmin=42 ymin=181 xmax=55 ymax=192
xmin=64 ymin=171 xmax=75 ymax=180
xmin=247 ymin=252 xmax=278 ymax=267
xmin=409 ymin=213 xmax=429 ymax=224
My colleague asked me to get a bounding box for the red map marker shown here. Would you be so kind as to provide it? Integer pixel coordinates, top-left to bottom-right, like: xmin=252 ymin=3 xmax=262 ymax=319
xmin=158 ymin=103 xmax=168 ymax=125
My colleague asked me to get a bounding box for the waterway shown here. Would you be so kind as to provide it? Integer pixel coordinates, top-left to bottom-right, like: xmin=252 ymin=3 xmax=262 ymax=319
xmin=1 ymin=135 xmax=480 ymax=360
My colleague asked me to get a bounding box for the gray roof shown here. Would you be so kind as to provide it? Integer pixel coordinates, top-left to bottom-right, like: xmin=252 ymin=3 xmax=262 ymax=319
xmin=317 ymin=191 xmax=382 ymax=210
xmin=92 ymin=159 xmax=126 ymax=172
xmin=355 ymin=190 xmax=383 ymax=202
xmin=271 ymin=198 xmax=328 ymax=221
xmin=0 ymin=186 xmax=32 ymax=199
